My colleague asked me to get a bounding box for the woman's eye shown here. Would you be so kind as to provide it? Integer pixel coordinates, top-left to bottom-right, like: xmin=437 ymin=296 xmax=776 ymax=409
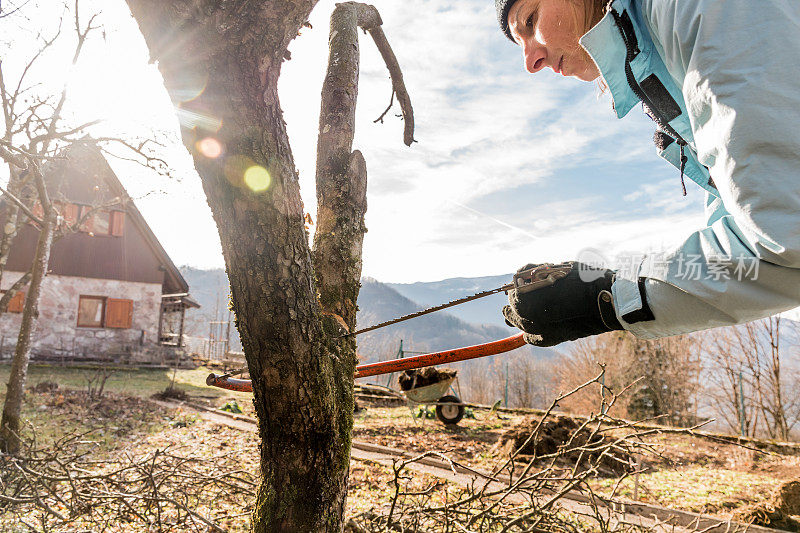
xmin=525 ymin=10 xmax=537 ymax=29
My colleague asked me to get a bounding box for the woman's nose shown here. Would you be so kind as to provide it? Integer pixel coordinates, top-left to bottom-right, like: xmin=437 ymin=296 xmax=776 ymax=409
xmin=521 ymin=37 xmax=547 ymax=74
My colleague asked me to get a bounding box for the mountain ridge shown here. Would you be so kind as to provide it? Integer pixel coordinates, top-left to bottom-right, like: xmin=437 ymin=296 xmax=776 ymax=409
xmin=387 ymin=273 xmax=513 ymax=328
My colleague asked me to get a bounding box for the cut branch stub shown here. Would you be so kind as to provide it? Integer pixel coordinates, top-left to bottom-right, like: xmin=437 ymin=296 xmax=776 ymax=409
xmin=313 ymin=2 xmax=414 ymax=332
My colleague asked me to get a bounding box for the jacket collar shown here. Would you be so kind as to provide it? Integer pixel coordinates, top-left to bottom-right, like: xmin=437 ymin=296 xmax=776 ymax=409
xmin=579 ymin=0 xmax=640 ymax=119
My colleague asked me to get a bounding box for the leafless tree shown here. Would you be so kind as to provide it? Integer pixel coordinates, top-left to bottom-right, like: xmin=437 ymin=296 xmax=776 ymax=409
xmin=507 ymin=355 xmax=557 ymax=409
xmin=462 ymin=362 xmax=500 ymax=406
xmin=0 ymin=1 xmax=102 ymax=454
xmin=557 ymin=332 xmax=632 ymax=417
xmin=0 ymin=1 xmax=170 ymax=454
xmin=123 ymin=1 xmax=413 ymax=529
xmin=705 ymin=316 xmax=800 ymax=440
xmin=559 ymin=331 xmax=701 ymax=425
xmin=623 ymin=333 xmax=701 ymax=426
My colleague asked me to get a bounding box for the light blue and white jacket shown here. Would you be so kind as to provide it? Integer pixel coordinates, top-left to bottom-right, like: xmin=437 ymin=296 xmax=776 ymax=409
xmin=579 ymin=0 xmax=800 ymax=338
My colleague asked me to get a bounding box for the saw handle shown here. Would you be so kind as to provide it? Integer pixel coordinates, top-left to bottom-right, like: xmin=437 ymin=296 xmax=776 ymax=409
xmin=206 ymin=333 xmax=527 ymax=393
xmin=512 ymin=263 xmax=573 ymax=294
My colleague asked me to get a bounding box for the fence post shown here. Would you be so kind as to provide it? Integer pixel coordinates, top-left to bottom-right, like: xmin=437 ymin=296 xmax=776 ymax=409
xmin=504 ymin=359 xmax=509 ymax=407
xmin=385 ymin=339 xmax=404 ymax=388
xmin=738 ymin=370 xmax=747 ymax=437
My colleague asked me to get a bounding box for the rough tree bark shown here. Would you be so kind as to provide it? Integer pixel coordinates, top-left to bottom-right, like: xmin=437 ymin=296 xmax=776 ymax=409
xmin=124 ymin=1 xmax=412 ymax=530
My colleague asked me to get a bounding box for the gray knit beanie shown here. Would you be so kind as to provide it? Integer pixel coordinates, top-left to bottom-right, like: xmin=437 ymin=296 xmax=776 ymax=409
xmin=495 ymin=0 xmax=521 ymax=44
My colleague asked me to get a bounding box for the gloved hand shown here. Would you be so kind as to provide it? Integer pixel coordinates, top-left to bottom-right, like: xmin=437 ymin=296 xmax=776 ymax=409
xmin=502 ymin=262 xmax=623 ymax=347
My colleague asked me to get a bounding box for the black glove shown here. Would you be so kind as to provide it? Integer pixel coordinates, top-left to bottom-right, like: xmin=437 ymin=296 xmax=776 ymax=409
xmin=502 ymin=262 xmax=623 ymax=347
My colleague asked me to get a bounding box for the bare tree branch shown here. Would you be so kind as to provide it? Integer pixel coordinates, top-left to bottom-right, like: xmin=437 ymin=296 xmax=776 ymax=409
xmin=0 ymin=184 xmax=41 ymax=227
xmin=361 ymin=12 xmax=415 ymax=146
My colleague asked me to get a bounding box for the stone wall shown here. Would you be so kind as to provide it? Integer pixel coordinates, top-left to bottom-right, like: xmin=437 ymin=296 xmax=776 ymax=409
xmin=0 ymin=271 xmax=168 ymax=362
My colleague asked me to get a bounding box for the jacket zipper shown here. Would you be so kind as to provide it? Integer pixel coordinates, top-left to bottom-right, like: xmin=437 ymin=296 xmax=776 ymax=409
xmin=608 ymin=6 xmax=689 ymax=196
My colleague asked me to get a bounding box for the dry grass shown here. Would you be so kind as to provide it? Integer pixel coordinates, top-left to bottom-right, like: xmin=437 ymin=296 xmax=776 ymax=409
xmin=352 ymin=403 xmax=800 ymax=522
xmin=4 ymin=373 xmax=800 ymax=530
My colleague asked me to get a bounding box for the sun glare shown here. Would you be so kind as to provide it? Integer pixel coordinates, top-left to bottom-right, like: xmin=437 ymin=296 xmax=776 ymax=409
xmin=197 ymin=137 xmax=222 ymax=158
xmin=244 ymin=166 xmax=271 ymax=192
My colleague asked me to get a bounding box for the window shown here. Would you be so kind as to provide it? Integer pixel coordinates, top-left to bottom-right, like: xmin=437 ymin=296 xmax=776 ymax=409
xmin=77 ymin=296 xmax=105 ymax=327
xmin=64 ymin=203 xmax=79 ymax=226
xmin=77 ymin=207 xmax=125 ymax=236
xmin=77 ymin=296 xmax=134 ymax=329
xmin=93 ymin=210 xmax=110 ymax=234
xmin=2 ymin=290 xmax=25 ymax=313
xmin=105 ymin=298 xmax=133 ymax=329
xmin=78 ymin=206 xmax=94 ymax=233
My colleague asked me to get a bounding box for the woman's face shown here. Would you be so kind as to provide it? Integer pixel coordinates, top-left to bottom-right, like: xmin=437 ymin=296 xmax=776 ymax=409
xmin=508 ymin=0 xmax=600 ymax=82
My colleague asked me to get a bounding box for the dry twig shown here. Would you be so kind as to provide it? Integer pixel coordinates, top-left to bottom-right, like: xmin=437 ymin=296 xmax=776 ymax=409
xmin=0 ymin=429 xmax=256 ymax=531
xmin=350 ymin=365 xmax=716 ymax=532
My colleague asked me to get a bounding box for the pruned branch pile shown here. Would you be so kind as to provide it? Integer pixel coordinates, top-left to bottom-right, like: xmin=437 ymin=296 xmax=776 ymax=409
xmin=0 ymin=429 xmax=256 ymax=531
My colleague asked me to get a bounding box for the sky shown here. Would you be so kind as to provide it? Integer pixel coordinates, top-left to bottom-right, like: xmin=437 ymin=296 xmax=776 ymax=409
xmin=2 ymin=0 xmax=709 ymax=284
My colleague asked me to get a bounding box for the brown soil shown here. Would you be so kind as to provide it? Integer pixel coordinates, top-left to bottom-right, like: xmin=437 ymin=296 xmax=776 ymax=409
xmin=398 ymin=367 xmax=456 ymax=391
xmin=494 ymin=415 xmax=633 ymax=476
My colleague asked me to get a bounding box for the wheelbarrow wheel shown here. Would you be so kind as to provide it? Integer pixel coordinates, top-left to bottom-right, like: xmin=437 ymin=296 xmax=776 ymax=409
xmin=436 ymin=395 xmax=464 ymax=425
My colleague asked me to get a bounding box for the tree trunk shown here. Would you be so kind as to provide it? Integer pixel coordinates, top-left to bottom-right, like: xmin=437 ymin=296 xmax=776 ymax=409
xmin=124 ymin=2 xmax=356 ymax=530
xmin=0 ymin=210 xmax=55 ymax=453
xmin=124 ymin=3 xmax=412 ymax=527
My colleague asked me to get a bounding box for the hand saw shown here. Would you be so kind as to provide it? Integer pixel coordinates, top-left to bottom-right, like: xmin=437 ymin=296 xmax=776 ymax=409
xmin=205 ymin=263 xmax=573 ymax=391
xmin=346 ymin=262 xmax=573 ymax=337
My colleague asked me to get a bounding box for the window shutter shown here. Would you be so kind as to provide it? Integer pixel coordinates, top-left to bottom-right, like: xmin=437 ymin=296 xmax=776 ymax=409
xmin=111 ymin=211 xmax=125 ymax=236
xmin=106 ymin=299 xmax=133 ymax=328
xmin=64 ymin=203 xmax=79 ymax=226
xmin=7 ymin=291 xmax=25 ymax=313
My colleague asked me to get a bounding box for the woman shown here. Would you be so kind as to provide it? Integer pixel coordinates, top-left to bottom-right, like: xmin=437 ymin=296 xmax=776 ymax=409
xmin=497 ymin=0 xmax=800 ymax=346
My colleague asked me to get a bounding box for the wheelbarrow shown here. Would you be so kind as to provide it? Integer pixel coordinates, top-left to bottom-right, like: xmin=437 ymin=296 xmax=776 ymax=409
xmin=402 ymin=374 xmax=464 ymax=425
xmin=206 ymin=334 xmax=527 ymax=422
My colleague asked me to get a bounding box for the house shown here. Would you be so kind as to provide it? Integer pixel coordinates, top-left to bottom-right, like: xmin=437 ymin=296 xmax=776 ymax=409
xmin=0 ymin=143 xmax=199 ymax=364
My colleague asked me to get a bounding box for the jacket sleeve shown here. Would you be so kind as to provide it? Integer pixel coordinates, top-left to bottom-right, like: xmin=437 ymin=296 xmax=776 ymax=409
xmin=612 ymin=0 xmax=800 ymax=338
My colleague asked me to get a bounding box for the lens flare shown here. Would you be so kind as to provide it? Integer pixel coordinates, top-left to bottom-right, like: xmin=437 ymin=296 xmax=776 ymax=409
xmin=169 ymin=71 xmax=208 ymax=103
xmin=177 ymin=107 xmax=223 ymax=132
xmin=196 ymin=137 xmax=222 ymax=158
xmin=224 ymin=156 xmax=272 ymax=192
xmin=244 ymin=166 xmax=271 ymax=192
xmin=224 ymin=155 xmax=251 ymax=186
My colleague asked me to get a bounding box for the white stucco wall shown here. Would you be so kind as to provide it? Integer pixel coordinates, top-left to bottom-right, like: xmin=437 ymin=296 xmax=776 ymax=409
xmin=0 ymin=271 xmax=163 ymax=360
